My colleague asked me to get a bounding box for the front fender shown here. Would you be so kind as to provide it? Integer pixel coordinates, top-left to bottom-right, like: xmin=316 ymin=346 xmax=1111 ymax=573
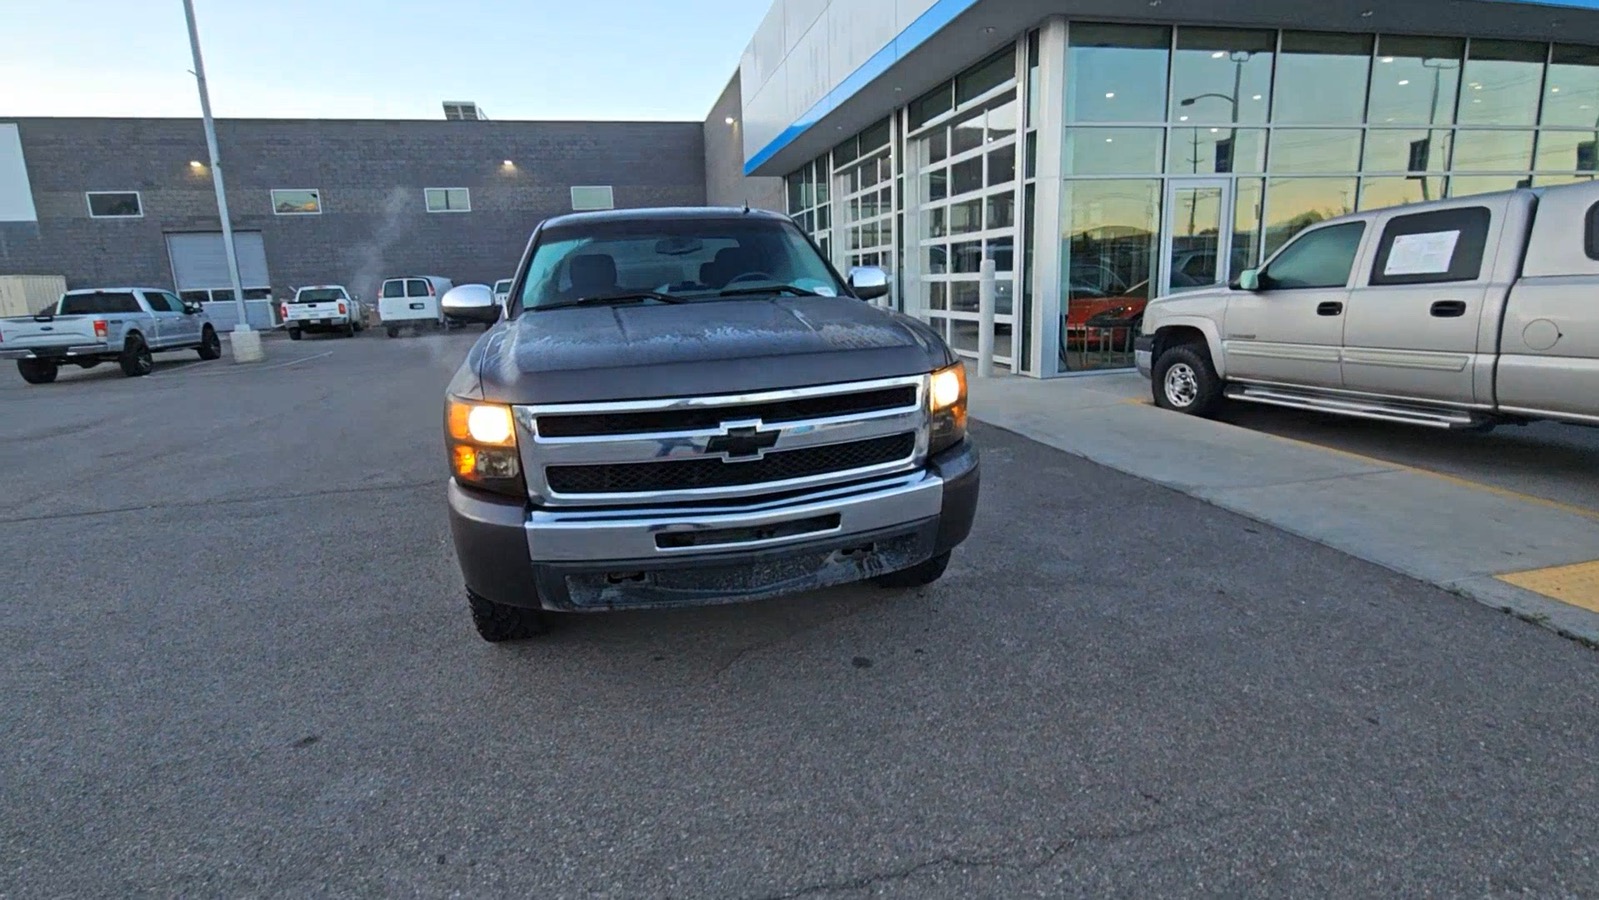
xmin=1149 ymin=315 xmax=1228 ymax=379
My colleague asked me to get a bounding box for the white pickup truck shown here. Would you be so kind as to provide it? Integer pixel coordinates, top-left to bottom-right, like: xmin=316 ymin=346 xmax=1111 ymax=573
xmin=280 ymin=285 xmax=363 ymax=340
xmin=1138 ymin=180 xmax=1599 ymax=430
xmin=0 ymin=287 xmax=222 ymax=384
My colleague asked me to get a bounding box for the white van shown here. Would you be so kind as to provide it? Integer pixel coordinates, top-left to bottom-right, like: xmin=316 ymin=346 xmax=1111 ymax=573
xmin=378 ymin=275 xmax=453 ymax=337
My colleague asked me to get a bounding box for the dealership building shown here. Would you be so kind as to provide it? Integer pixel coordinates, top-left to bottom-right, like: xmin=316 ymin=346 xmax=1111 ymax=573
xmin=8 ymin=0 xmax=1599 ymax=372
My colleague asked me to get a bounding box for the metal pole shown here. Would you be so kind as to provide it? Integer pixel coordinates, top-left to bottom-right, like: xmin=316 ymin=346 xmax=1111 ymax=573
xmin=182 ymin=0 xmax=261 ymax=361
xmin=977 ymin=258 xmax=996 ymax=378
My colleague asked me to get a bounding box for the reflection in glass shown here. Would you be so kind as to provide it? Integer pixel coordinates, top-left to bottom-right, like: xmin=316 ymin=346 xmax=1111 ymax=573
xmin=988 ymin=193 xmax=1016 ymax=230
xmin=1359 ymin=176 xmax=1447 ymax=210
xmin=1059 ymin=179 xmax=1160 ymax=371
xmin=1367 ymin=37 xmax=1463 ymax=125
xmin=1269 ymin=129 xmax=1363 ymax=173
xmin=987 ymin=94 xmax=1019 ymax=142
xmin=1535 ymin=130 xmax=1599 ymax=172
xmin=1263 ymin=177 xmax=1357 ymax=256
xmin=1065 ymin=24 xmax=1171 ymax=122
xmin=1167 ymin=128 xmax=1266 ymax=174
xmin=1362 ymin=129 xmax=1452 ymax=172
xmin=1460 ymin=40 xmax=1546 ymax=126
xmin=957 ymin=48 xmax=1015 ymax=105
xmin=1273 ymin=33 xmax=1373 ymax=124
xmin=949 ymin=199 xmax=983 ymax=235
xmin=951 ymin=319 xmax=980 ymax=353
xmin=951 ymin=240 xmax=983 ymax=273
xmin=1169 ymin=28 xmax=1274 ymax=124
xmin=1168 ymin=186 xmax=1224 ymax=292
xmin=1448 ymin=175 xmax=1530 ymax=197
xmin=1544 ymin=45 xmax=1599 ymax=127
xmin=1451 ymin=130 xmax=1535 ymax=171
xmin=952 ymin=112 xmax=985 ymax=155
xmin=1063 ymin=128 xmax=1164 ymax=175
xmin=1234 ymin=178 xmax=1265 ymax=271
xmin=950 ymin=282 xmax=980 ymax=313
xmin=952 ymin=157 xmax=983 ymax=196
xmin=989 ymin=145 xmax=1017 ymax=186
xmin=1534 ymin=173 xmax=1598 ymax=186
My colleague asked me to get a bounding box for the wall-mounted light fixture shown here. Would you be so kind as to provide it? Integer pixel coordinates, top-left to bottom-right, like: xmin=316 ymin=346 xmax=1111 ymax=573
xmin=725 ymin=116 xmax=736 ymax=125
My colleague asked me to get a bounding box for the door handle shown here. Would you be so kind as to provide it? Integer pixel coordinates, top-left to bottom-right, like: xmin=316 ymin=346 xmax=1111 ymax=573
xmin=1317 ymin=301 xmax=1344 ymax=316
xmin=1431 ymin=300 xmax=1467 ymax=318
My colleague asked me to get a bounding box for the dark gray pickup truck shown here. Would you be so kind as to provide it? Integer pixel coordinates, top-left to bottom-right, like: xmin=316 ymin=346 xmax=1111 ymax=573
xmin=439 ymin=207 xmax=980 ymax=642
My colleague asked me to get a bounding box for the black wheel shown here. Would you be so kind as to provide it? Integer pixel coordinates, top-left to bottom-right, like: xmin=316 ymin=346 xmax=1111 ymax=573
xmin=17 ymin=359 xmax=57 ymax=384
xmin=467 ymin=590 xmax=549 ymax=643
xmin=343 ymin=321 xmax=357 ymax=338
xmin=119 ymin=335 xmax=154 ymax=377
xmin=288 ymin=328 xmax=303 ymax=341
xmin=1152 ymin=342 xmax=1224 ymax=416
xmin=873 ymin=552 xmax=951 ymax=589
xmin=197 ymin=326 xmax=222 ymax=360
xmin=386 ymin=326 xmax=399 ymax=338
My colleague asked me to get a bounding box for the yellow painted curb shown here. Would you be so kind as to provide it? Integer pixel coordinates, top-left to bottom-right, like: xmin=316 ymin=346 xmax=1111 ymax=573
xmin=1498 ymin=561 xmax=1599 ymax=613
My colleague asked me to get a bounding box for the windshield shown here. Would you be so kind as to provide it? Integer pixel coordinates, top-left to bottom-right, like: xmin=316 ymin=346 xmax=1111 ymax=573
xmin=294 ymin=288 xmax=346 ymax=303
xmin=517 ymin=218 xmax=844 ymax=312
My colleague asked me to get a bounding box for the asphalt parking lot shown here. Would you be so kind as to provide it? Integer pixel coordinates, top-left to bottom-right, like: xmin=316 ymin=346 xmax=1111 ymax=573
xmin=4 ymin=334 xmax=1599 ymax=897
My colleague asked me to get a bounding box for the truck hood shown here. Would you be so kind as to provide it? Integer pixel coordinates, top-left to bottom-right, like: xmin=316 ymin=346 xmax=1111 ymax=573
xmin=471 ymin=296 xmax=955 ymax=404
xmin=1142 ymin=285 xmax=1233 ymax=330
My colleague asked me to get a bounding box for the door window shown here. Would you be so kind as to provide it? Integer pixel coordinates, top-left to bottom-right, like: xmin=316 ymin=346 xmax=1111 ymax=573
xmin=406 ymin=279 xmax=431 ymax=298
xmin=143 ymin=292 xmax=177 ymax=313
xmin=1262 ymin=222 xmax=1367 ymax=289
xmin=1369 ymin=207 xmax=1491 ymax=285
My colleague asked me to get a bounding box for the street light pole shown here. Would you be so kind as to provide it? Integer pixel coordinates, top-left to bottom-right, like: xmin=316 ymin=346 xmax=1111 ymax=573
xmin=181 ymin=0 xmax=263 ymax=363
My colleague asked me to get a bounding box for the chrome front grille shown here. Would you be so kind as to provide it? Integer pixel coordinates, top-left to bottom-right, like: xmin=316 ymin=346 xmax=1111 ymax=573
xmin=515 ymin=375 xmax=929 ymax=507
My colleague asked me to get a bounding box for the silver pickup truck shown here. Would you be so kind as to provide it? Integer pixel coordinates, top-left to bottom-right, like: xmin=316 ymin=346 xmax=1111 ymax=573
xmin=0 ymin=287 xmax=222 ymax=384
xmin=1137 ymin=180 xmax=1599 ymax=430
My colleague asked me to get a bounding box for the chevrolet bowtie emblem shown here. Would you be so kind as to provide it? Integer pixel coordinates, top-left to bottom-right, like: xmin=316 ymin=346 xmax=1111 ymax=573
xmin=705 ymin=424 xmax=780 ymax=461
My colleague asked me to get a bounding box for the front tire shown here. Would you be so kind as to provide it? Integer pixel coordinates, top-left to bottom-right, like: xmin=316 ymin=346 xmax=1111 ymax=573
xmin=197 ymin=326 xmax=222 ymax=360
xmin=385 ymin=326 xmax=399 ymax=338
xmin=17 ymin=359 xmax=58 ymax=384
xmin=119 ymin=335 xmax=154 ymax=377
xmin=1152 ymin=343 xmax=1223 ymax=416
xmin=873 ymin=552 xmax=951 ymax=589
xmin=467 ymin=590 xmax=549 ymax=643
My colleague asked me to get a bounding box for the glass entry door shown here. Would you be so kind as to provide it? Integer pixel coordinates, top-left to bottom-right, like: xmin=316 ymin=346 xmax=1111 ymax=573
xmin=1162 ymin=178 xmax=1235 ymax=296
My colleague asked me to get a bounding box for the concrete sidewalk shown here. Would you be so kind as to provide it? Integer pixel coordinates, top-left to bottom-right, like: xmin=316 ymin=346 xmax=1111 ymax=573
xmin=970 ymin=371 xmax=1599 ymax=644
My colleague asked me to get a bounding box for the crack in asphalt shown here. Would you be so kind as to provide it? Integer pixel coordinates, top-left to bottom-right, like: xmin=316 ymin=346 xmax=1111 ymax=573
xmin=0 ymin=479 xmax=437 ymax=525
xmin=753 ymin=811 xmax=1242 ymax=899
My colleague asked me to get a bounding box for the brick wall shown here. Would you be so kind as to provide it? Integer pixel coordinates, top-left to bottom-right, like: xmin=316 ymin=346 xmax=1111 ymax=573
xmin=0 ymin=117 xmax=706 ymax=300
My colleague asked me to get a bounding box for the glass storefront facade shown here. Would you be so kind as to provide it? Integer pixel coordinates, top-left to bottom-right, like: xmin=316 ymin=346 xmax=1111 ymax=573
xmin=782 ymin=20 xmax=1599 ymax=376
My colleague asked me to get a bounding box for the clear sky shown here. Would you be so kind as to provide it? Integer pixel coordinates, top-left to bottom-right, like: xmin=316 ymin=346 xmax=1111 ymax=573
xmin=4 ymin=0 xmax=767 ymax=121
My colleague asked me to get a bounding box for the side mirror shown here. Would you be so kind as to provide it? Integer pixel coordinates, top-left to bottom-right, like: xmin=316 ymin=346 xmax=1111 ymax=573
xmin=440 ymin=284 xmax=501 ymax=324
xmin=847 ymin=266 xmax=890 ymax=301
xmin=1234 ymin=269 xmax=1261 ymax=292
xmin=183 ymin=302 xmax=202 ymax=315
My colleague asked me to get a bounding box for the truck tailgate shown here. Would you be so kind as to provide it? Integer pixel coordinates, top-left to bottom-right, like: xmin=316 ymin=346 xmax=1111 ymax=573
xmin=285 ymin=301 xmax=346 ymax=321
xmin=0 ymin=316 xmax=101 ymax=348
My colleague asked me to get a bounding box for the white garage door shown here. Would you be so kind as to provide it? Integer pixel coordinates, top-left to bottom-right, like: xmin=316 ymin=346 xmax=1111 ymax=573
xmin=166 ymin=231 xmax=271 ymax=293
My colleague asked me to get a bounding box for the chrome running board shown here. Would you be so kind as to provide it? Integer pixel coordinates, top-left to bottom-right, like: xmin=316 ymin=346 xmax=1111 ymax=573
xmin=1225 ymin=384 xmax=1484 ymax=429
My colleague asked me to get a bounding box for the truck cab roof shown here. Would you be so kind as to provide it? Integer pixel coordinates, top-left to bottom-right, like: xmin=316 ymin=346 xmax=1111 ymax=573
xmin=539 ymin=206 xmax=791 ymax=231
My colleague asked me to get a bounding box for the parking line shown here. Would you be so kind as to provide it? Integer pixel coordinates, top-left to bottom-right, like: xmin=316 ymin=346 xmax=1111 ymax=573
xmin=1129 ymin=394 xmax=1599 ymax=523
xmin=191 ymin=351 xmax=333 ymax=376
xmin=1499 ymin=560 xmax=1599 ymax=613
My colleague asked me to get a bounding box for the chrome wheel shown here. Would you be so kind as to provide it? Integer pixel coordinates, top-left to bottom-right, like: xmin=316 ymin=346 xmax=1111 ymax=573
xmin=1163 ymin=362 xmax=1199 ymax=408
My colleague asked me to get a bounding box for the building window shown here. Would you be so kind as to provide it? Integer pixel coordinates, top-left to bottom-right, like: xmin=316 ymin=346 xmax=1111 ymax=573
xmin=570 ymin=186 xmax=614 ymax=211
xmin=86 ymin=192 xmax=142 ymax=218
xmin=1065 ymin=23 xmax=1171 ymax=123
xmin=425 ymin=187 xmax=471 ymax=213
xmin=272 ymin=189 xmax=321 ymax=215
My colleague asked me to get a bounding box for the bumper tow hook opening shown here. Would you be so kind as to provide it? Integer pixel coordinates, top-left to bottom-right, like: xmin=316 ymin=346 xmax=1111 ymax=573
xmin=606 ymin=571 xmax=648 ymax=585
xmin=837 ymin=544 xmax=876 ymax=562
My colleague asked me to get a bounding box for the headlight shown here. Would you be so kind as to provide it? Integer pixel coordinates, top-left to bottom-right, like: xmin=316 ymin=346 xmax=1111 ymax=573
xmin=445 ymin=397 xmax=525 ymax=497
xmin=928 ymin=361 xmax=968 ymax=455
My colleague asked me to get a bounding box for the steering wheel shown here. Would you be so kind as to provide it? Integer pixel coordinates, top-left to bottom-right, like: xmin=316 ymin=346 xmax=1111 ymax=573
xmin=725 ymin=271 xmax=778 ymax=286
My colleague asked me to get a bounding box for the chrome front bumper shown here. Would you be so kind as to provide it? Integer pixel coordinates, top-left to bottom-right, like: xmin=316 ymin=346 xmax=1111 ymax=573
xmin=525 ymin=471 xmax=942 ymax=562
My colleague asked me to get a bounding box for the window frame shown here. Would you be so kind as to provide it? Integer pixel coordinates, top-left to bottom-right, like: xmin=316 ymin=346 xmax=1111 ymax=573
xmin=271 ymin=188 xmax=323 ymax=216
xmin=1585 ymin=202 xmax=1599 ymax=261
xmin=570 ymin=185 xmax=615 ymax=211
xmin=424 ymin=187 xmax=472 ymax=214
xmin=1369 ymin=206 xmax=1492 ymax=285
xmin=1260 ymin=220 xmax=1369 ymax=290
xmin=85 ymin=191 xmax=143 ymax=219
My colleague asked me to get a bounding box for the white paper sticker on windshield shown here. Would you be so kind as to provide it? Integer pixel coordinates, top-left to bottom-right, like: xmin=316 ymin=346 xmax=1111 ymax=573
xmin=1385 ymin=230 xmax=1460 ymax=276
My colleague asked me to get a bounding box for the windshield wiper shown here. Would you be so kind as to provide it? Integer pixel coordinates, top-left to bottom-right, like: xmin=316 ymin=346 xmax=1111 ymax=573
xmin=717 ymin=284 xmax=821 ymax=298
xmin=535 ymin=291 xmax=687 ymax=311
